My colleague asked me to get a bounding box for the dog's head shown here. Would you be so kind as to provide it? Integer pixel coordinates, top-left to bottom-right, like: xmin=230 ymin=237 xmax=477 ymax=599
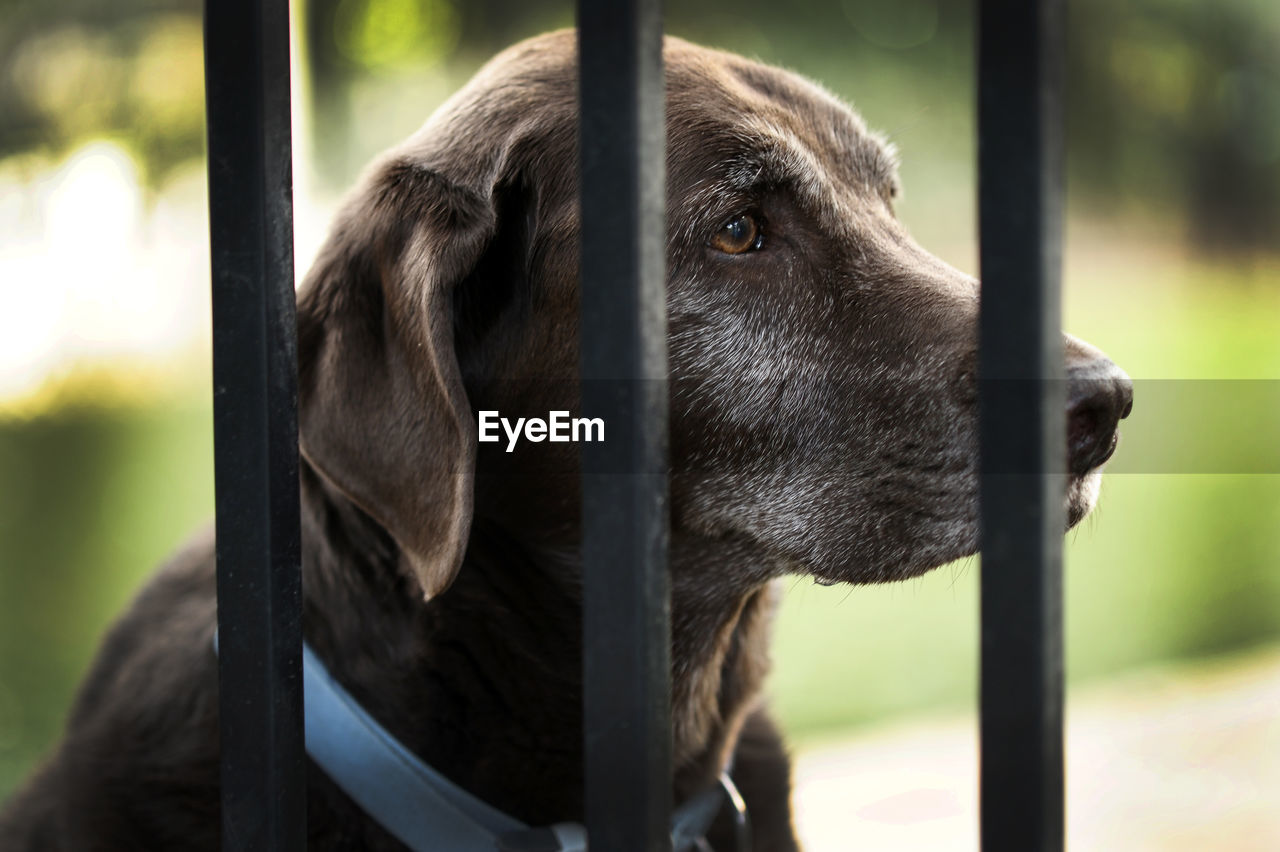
xmin=296 ymin=31 xmax=1132 ymax=598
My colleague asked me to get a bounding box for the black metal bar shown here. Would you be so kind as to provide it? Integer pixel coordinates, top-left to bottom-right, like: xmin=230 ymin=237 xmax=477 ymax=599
xmin=978 ymin=0 xmax=1066 ymax=849
xmin=204 ymin=0 xmax=305 ymax=847
xmin=577 ymin=1 xmax=671 ymax=850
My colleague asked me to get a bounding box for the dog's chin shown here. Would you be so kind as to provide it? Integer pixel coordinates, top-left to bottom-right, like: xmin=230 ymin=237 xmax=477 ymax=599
xmin=1066 ymin=470 xmax=1103 ymax=529
xmin=789 ymin=526 xmax=981 ymax=587
xmin=792 ymin=471 xmax=1106 ymax=587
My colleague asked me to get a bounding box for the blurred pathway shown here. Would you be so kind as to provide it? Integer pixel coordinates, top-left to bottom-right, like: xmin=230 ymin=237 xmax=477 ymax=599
xmin=791 ymin=645 xmax=1280 ymax=850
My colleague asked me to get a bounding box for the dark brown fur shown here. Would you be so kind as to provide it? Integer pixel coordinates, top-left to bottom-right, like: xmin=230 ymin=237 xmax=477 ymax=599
xmin=0 ymin=31 xmax=1131 ymax=850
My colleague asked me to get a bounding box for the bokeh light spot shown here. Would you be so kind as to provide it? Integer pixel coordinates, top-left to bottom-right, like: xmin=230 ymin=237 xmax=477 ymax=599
xmin=333 ymin=0 xmax=461 ymax=71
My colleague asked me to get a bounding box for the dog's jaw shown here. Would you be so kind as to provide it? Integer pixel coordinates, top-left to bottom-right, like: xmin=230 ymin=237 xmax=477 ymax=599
xmin=1066 ymin=469 xmax=1104 ymax=528
xmin=760 ymin=463 xmax=1109 ymax=587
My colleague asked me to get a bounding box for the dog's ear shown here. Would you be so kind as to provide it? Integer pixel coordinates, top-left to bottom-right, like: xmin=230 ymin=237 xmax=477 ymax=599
xmin=297 ymin=159 xmax=494 ymax=598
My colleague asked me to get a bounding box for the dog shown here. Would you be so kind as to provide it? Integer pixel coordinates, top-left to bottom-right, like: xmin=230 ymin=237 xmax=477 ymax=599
xmin=0 ymin=30 xmax=1132 ymax=851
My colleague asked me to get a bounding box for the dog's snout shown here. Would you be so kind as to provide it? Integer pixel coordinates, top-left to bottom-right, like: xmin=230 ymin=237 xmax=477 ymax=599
xmin=1066 ymin=360 xmax=1133 ymax=475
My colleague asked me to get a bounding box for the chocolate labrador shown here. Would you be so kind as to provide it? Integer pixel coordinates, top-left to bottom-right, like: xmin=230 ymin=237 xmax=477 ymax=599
xmin=0 ymin=31 xmax=1132 ymax=851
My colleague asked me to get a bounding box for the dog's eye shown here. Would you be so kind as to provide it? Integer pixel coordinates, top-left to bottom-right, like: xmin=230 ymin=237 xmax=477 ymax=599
xmin=710 ymin=214 xmax=763 ymax=254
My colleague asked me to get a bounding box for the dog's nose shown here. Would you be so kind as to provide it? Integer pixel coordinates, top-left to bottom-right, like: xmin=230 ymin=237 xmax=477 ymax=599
xmin=1066 ymin=359 xmax=1133 ymax=475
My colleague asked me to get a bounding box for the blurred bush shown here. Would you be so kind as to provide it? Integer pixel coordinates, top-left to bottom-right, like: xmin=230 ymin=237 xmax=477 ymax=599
xmin=1068 ymin=0 xmax=1280 ymax=253
xmin=3 ymin=0 xmax=1277 ymax=250
xmin=0 ymin=0 xmax=204 ymax=185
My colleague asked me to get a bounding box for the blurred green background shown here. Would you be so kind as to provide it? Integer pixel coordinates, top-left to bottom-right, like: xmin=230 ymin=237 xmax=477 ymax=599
xmin=2 ymin=0 xmax=1278 ymax=804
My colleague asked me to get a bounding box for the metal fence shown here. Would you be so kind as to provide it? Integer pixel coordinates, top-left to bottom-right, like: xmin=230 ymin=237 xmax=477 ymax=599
xmin=203 ymin=0 xmax=1065 ymax=849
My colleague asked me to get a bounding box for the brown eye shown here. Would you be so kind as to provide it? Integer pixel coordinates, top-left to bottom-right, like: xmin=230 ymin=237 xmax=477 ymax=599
xmin=710 ymin=214 xmax=762 ymax=254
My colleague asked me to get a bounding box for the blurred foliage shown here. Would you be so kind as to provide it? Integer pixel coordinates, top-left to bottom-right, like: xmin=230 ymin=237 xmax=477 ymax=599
xmin=0 ymin=0 xmax=204 ymax=185
xmin=1 ymin=0 xmax=1277 ymax=249
xmin=1067 ymin=0 xmax=1280 ymax=253
xmin=331 ymin=0 xmax=460 ymax=69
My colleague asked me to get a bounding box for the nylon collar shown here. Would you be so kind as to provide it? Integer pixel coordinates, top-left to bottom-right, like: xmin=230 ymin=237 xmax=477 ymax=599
xmin=215 ymin=634 xmax=744 ymax=850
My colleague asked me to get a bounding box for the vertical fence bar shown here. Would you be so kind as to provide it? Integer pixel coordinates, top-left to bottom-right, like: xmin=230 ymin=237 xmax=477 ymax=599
xmin=577 ymin=2 xmax=671 ymax=850
xmin=204 ymin=0 xmax=305 ymax=847
xmin=978 ymin=0 xmax=1066 ymax=849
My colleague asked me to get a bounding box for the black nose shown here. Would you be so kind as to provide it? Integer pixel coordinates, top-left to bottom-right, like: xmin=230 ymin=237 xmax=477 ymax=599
xmin=1066 ymin=360 xmax=1134 ymax=475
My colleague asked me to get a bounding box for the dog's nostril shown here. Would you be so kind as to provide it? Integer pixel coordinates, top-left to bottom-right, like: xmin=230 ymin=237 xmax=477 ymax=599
xmin=1119 ymin=381 xmax=1134 ymax=421
xmin=1067 ymin=397 xmax=1115 ymax=475
xmin=1068 ymin=404 xmax=1099 ymax=448
xmin=1066 ymin=360 xmax=1133 ymax=475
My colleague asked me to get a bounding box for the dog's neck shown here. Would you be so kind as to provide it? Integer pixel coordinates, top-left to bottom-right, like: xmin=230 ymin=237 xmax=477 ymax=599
xmin=298 ymin=462 xmax=777 ymax=825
